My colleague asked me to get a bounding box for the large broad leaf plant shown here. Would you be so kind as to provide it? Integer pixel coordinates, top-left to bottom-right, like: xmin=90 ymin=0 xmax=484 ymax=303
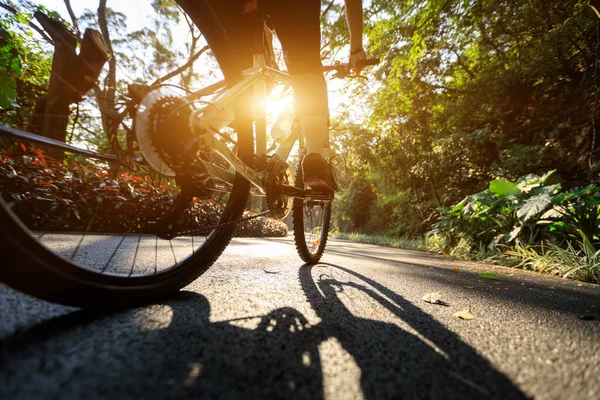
xmin=432 ymin=170 xmax=600 ymax=251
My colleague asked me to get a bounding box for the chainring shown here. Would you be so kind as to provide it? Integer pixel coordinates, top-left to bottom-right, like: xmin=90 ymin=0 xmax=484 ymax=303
xmin=266 ymin=157 xmax=294 ymax=219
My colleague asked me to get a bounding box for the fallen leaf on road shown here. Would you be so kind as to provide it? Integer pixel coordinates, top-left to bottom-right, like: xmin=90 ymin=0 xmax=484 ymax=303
xmin=479 ymin=272 xmax=501 ymax=281
xmin=463 ymin=286 xmax=475 ymax=289
xmin=263 ymin=268 xmax=281 ymax=274
xmin=454 ymin=310 xmax=475 ymax=320
xmin=422 ymin=292 xmax=450 ymax=306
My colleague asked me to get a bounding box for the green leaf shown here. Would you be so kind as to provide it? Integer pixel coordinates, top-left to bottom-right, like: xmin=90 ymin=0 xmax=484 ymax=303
xmin=479 ymin=272 xmax=501 ymax=280
xmin=489 ymin=179 xmax=520 ymax=197
xmin=538 ymin=170 xmax=557 ymax=185
xmin=517 ymin=193 xmax=553 ymax=222
xmin=548 ymin=221 xmax=566 ymax=232
xmin=0 ymin=67 xmax=17 ymax=109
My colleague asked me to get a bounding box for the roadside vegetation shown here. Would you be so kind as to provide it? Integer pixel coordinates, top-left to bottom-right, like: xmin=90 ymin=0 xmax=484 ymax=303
xmin=2 ymin=1 xmax=600 ymax=281
xmin=325 ymin=0 xmax=600 ymax=284
xmin=333 ymin=171 xmax=600 ymax=283
xmin=0 ymin=145 xmax=287 ymax=237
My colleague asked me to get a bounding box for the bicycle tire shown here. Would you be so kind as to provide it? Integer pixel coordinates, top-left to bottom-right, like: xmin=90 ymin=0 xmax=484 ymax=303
xmin=0 ymin=118 xmax=253 ymax=309
xmin=292 ymin=156 xmax=332 ymax=264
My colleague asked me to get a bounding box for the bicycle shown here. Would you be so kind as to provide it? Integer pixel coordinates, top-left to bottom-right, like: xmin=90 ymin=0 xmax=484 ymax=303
xmin=0 ymin=19 xmax=378 ymax=308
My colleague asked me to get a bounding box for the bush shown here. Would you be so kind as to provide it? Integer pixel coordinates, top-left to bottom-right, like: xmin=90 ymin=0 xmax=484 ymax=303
xmin=431 ymin=170 xmax=600 ymax=282
xmin=0 ymin=145 xmax=287 ymax=237
xmin=430 ymin=170 xmax=578 ymax=252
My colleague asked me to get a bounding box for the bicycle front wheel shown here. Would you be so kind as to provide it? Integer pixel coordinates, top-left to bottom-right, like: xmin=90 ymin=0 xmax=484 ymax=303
xmin=292 ymin=156 xmax=332 ymax=264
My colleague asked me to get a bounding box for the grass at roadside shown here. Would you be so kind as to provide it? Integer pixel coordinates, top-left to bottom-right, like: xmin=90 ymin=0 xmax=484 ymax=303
xmin=330 ymin=231 xmax=599 ymax=284
xmin=329 ymin=231 xmax=428 ymax=252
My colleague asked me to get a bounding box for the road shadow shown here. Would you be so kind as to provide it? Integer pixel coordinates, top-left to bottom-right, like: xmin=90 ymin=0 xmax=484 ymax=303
xmin=1 ymin=264 xmax=528 ymax=400
xmin=299 ymin=263 xmax=527 ymax=399
xmin=301 ymin=238 xmax=600 ymax=318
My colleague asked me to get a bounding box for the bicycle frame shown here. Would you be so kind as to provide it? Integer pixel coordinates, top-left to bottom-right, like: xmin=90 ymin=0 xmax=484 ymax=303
xmin=185 ymin=52 xmax=311 ymax=199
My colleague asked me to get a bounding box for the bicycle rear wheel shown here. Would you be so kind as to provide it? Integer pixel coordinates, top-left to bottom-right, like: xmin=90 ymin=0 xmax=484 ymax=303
xmin=292 ymin=156 xmax=332 ymax=264
xmin=0 ymin=103 xmax=253 ymax=308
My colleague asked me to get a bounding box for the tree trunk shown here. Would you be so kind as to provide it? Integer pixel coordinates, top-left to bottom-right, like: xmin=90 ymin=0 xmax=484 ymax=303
xmin=27 ymin=12 xmax=110 ymax=158
xmin=34 ymin=11 xmax=78 ymax=153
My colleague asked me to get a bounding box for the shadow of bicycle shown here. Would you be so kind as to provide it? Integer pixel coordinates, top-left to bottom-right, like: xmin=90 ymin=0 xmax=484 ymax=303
xmin=0 ymin=263 xmax=528 ymax=399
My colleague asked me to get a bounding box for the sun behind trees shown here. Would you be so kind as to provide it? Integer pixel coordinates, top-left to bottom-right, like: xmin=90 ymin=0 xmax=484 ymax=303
xmin=1 ymin=0 xmax=599 ymax=280
xmin=328 ymin=0 xmax=600 ymax=238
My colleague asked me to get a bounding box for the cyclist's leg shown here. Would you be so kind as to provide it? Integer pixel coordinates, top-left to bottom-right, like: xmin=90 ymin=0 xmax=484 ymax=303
xmin=265 ymin=0 xmax=328 ymax=151
xmin=265 ymin=0 xmax=337 ymax=191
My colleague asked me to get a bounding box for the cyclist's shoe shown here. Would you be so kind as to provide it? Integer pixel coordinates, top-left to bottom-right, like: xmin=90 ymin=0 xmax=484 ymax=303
xmin=302 ymin=153 xmax=338 ymax=193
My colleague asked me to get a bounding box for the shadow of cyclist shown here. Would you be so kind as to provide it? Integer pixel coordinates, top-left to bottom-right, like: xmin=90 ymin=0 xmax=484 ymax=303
xmin=0 ymin=291 xmax=324 ymax=400
xmin=2 ymin=262 xmax=527 ymax=400
xmin=299 ymin=263 xmax=528 ymax=400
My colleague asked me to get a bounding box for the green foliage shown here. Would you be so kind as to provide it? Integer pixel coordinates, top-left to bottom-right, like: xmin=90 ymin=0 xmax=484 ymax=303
xmin=551 ymin=187 xmax=600 ymax=244
xmin=432 ymin=169 xmax=600 ymax=284
xmin=431 ymin=171 xmax=565 ymax=252
xmin=0 ymin=3 xmax=52 ymax=127
xmin=0 ymin=66 xmax=17 ymax=109
xmin=330 ymin=231 xmax=427 ymax=251
xmin=332 ymin=176 xmax=376 ymax=232
xmin=0 ymin=145 xmax=287 ymax=237
xmin=326 ymin=0 xmax=600 ymax=239
xmin=505 ymin=232 xmax=600 ymax=283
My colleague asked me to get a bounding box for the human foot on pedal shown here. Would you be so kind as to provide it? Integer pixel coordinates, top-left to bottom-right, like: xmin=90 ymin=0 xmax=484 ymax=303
xmin=302 ymin=153 xmax=338 ymax=192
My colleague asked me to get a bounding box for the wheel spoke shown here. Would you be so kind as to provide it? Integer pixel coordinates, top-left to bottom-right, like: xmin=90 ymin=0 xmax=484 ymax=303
xmin=70 ymin=202 xmax=101 ymax=261
xmin=154 ymin=235 xmax=159 ymax=274
xmin=128 ymin=231 xmax=143 ymax=277
xmin=169 ymin=239 xmax=178 ymax=265
xmin=100 ymin=210 xmax=143 ymax=274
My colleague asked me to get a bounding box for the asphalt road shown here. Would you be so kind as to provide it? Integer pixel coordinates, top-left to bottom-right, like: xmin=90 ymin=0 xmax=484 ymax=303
xmin=1 ymin=236 xmax=599 ymax=400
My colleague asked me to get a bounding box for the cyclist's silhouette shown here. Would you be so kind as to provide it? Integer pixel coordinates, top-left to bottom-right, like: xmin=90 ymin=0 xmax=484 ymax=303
xmin=1 ymin=271 xmax=527 ymax=399
xmin=298 ymin=263 xmax=527 ymax=399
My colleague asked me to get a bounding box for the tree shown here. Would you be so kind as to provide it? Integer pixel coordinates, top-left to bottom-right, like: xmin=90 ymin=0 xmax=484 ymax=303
xmin=325 ymin=0 xmax=600 ymax=236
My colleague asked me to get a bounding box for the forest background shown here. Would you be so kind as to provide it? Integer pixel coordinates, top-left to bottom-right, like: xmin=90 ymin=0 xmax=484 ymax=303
xmin=2 ymin=0 xmax=600 ymax=280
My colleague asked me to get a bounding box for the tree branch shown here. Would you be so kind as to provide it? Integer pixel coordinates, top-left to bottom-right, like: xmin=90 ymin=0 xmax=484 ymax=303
xmin=321 ymin=0 xmax=336 ymax=18
xmin=0 ymin=2 xmax=54 ymax=45
xmin=151 ymin=45 xmax=209 ymax=86
xmin=63 ymin=0 xmax=81 ymax=40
